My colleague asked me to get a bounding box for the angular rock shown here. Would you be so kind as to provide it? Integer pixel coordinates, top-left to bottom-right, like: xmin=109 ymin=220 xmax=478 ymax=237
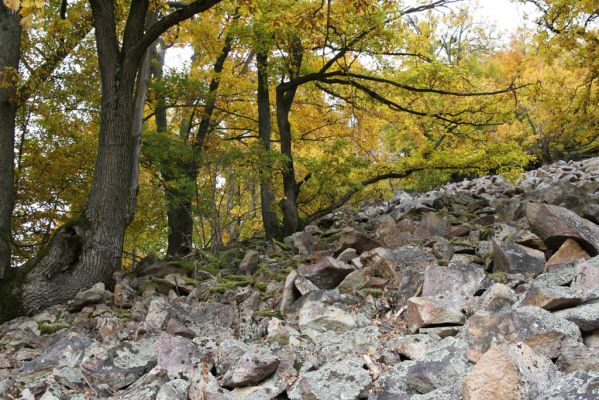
xmin=555 ymin=302 xmax=599 ymax=332
xmin=545 ymin=238 xmax=590 ymax=269
xmin=286 ymin=231 xmax=318 ymax=257
xmin=239 ymin=250 xmax=260 ymax=275
xmin=414 ymin=212 xmax=451 ymax=239
xmin=537 ymin=371 xmax=599 ymax=399
xmin=492 ymin=240 xmax=545 ymax=276
xmin=216 ymin=339 xmax=252 ymax=375
xmin=20 ymin=331 xmax=92 ymax=373
xmin=145 ymin=296 xmax=171 ymax=330
xmin=405 ymin=338 xmax=470 ymax=394
xmin=526 ymin=202 xmax=599 ymax=255
xmin=80 ymin=337 xmax=157 ymax=394
xmin=533 ymin=263 xmax=576 ymax=287
xmin=298 ymin=301 xmax=356 ymax=338
xmin=463 ymin=342 xmax=557 ymax=400
xmin=556 ymin=341 xmax=599 ymax=373
xmin=407 ymin=297 xmax=465 ymax=333
xmin=288 ymin=356 xmax=371 ymax=400
xmin=520 ymin=285 xmax=581 ymax=311
xmin=422 ymin=264 xmax=485 ymax=299
xmin=293 ymin=275 xmax=319 ymax=295
xmin=156 ymin=379 xmax=190 ymax=400
xmin=229 ymin=374 xmax=287 ymax=400
xmin=222 ymin=352 xmax=280 ymax=388
xmin=479 ymin=283 xmax=517 ymax=312
xmin=333 ymin=228 xmax=380 ymax=257
xmin=70 ymin=282 xmax=110 ymax=311
xmin=297 ymin=257 xmax=354 ymax=290
xmin=391 ymin=334 xmax=441 ymax=361
xmin=464 ymin=307 xmax=582 ymax=361
xmin=155 ymin=333 xmax=207 ymax=380
xmin=189 ymin=372 xmax=232 ymax=400
xmin=572 ymin=256 xmax=599 ymax=295
xmin=279 ymin=270 xmax=300 ymax=314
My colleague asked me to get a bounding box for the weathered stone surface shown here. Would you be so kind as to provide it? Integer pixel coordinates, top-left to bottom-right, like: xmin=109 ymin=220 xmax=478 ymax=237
xmin=407 ymin=297 xmax=465 ymax=333
xmin=70 ymin=282 xmax=110 ymax=311
xmin=297 ymin=257 xmax=354 ymax=290
xmin=422 ymin=264 xmax=485 ymax=299
xmin=298 ymin=301 xmax=356 ymax=338
xmin=546 ymin=238 xmax=590 ymax=268
xmin=288 ymin=356 xmax=371 ymax=400
xmin=520 ymin=285 xmax=581 ymax=310
xmin=333 ymin=228 xmax=381 ymax=257
xmin=229 ymin=374 xmax=287 ymax=400
xmin=189 ymin=372 xmax=233 ymax=400
xmin=479 ymin=283 xmax=517 ymax=312
xmin=537 ymin=371 xmax=599 ymax=399
xmin=555 ymin=303 xmax=599 ymax=332
xmin=145 ymin=296 xmax=170 ymax=330
xmin=464 ymin=307 xmax=581 ymax=362
xmin=390 ymin=334 xmax=441 ymax=361
xmin=216 ymin=340 xmax=251 ymax=375
xmin=584 ymin=329 xmax=599 ymax=348
xmin=286 ymin=231 xmax=318 ymax=256
xmin=526 ymin=202 xmax=599 ymax=254
xmin=463 ymin=342 xmax=557 ymax=400
xmin=20 ymin=331 xmax=92 ymax=373
xmin=533 ymin=263 xmax=576 ymax=287
xmin=79 ymin=337 xmax=157 ymax=395
xmin=239 ymin=250 xmax=260 ymax=275
xmin=154 ymin=333 xmax=206 ymax=380
xmin=156 ymin=379 xmax=190 ymax=400
xmin=414 ymin=212 xmax=451 ymax=239
xmin=572 ymin=256 xmax=599 ymax=295
xmin=556 ymin=341 xmax=599 ymax=373
xmin=222 ymin=352 xmax=280 ymax=388
xmin=279 ymin=270 xmax=299 ymax=314
xmin=493 ymin=240 xmax=545 ymax=276
xmin=404 ymin=338 xmax=470 ymax=394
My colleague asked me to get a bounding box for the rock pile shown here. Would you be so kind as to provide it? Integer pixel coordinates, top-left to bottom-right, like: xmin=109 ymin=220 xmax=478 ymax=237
xmin=2 ymin=158 xmax=599 ymax=399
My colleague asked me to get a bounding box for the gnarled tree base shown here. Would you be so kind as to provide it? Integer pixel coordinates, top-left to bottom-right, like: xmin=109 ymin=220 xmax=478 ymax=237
xmin=0 ymin=217 xmax=116 ymax=323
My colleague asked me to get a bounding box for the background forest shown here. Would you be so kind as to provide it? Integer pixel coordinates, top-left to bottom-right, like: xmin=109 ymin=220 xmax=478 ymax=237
xmin=0 ymin=0 xmax=597 ymax=318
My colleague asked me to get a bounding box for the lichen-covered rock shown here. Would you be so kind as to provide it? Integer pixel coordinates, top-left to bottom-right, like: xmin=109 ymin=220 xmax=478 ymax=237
xmin=479 ymin=283 xmax=517 ymax=312
xmin=156 ymin=379 xmax=190 ymax=400
xmin=222 ymin=352 xmax=280 ymax=388
xmin=154 ymin=333 xmax=208 ymax=380
xmin=555 ymin=302 xmax=599 ymax=332
xmin=297 ymin=257 xmax=355 ymax=290
xmin=464 ymin=307 xmax=581 ymax=362
xmin=404 ymin=337 xmax=470 ymax=394
xmin=537 ymin=371 xmax=599 ymax=399
xmin=526 ymin=202 xmax=599 ymax=254
xmin=572 ymin=256 xmax=599 ymax=295
xmin=288 ymin=356 xmax=371 ymax=400
xmin=545 ymin=238 xmax=590 ymax=268
xmin=463 ymin=342 xmax=557 ymax=400
xmin=422 ymin=264 xmax=486 ymax=299
xmin=407 ymin=297 xmax=465 ymax=333
xmin=519 ymin=285 xmax=581 ymax=310
xmin=298 ymin=301 xmax=356 ymax=338
xmin=493 ymin=240 xmax=545 ymax=276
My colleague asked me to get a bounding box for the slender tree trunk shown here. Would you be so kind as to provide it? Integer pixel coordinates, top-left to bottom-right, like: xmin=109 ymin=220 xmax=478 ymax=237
xmin=276 ymin=87 xmax=300 ymax=236
xmin=256 ymin=52 xmax=281 ymax=238
xmin=151 ymin=41 xmax=194 ymax=257
xmin=0 ymin=5 xmax=21 ymax=279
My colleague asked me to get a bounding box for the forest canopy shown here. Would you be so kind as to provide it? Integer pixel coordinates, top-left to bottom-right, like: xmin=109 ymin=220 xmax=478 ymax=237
xmin=0 ymin=0 xmax=597 ymax=319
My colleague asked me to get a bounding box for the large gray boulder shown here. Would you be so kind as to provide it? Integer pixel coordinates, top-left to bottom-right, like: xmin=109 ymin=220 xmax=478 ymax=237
xmin=297 ymin=257 xmax=354 ymax=290
xmin=492 ymin=240 xmax=545 ymax=276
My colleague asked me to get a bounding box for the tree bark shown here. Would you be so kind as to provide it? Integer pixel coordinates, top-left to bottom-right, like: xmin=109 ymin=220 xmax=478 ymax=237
xmin=0 ymin=0 xmax=221 ymax=322
xmin=256 ymin=51 xmax=281 ymax=238
xmin=0 ymin=4 xmax=21 ymax=279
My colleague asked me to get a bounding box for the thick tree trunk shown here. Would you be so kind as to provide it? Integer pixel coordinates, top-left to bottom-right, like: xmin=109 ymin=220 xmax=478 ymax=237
xmin=0 ymin=4 xmax=21 ymax=280
xmin=256 ymin=52 xmax=281 ymax=239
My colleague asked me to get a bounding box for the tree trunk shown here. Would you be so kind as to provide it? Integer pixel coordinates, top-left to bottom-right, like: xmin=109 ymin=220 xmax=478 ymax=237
xmin=256 ymin=51 xmax=281 ymax=238
xmin=150 ymin=41 xmax=194 ymax=257
xmin=276 ymin=87 xmax=300 ymax=236
xmin=0 ymin=4 xmax=21 ymax=280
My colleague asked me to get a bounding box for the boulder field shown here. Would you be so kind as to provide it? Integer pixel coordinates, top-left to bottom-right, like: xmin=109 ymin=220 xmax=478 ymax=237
xmin=2 ymin=158 xmax=599 ymax=399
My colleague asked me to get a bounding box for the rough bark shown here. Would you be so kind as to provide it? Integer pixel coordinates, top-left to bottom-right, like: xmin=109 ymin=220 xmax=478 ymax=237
xmin=256 ymin=51 xmax=281 ymax=239
xmin=0 ymin=4 xmax=21 ymax=279
xmin=0 ymin=0 xmax=221 ymax=322
xmin=276 ymin=37 xmax=303 ymax=236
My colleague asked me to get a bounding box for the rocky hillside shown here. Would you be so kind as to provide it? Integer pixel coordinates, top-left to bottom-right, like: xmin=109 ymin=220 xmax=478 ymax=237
xmin=2 ymin=158 xmax=599 ymax=399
